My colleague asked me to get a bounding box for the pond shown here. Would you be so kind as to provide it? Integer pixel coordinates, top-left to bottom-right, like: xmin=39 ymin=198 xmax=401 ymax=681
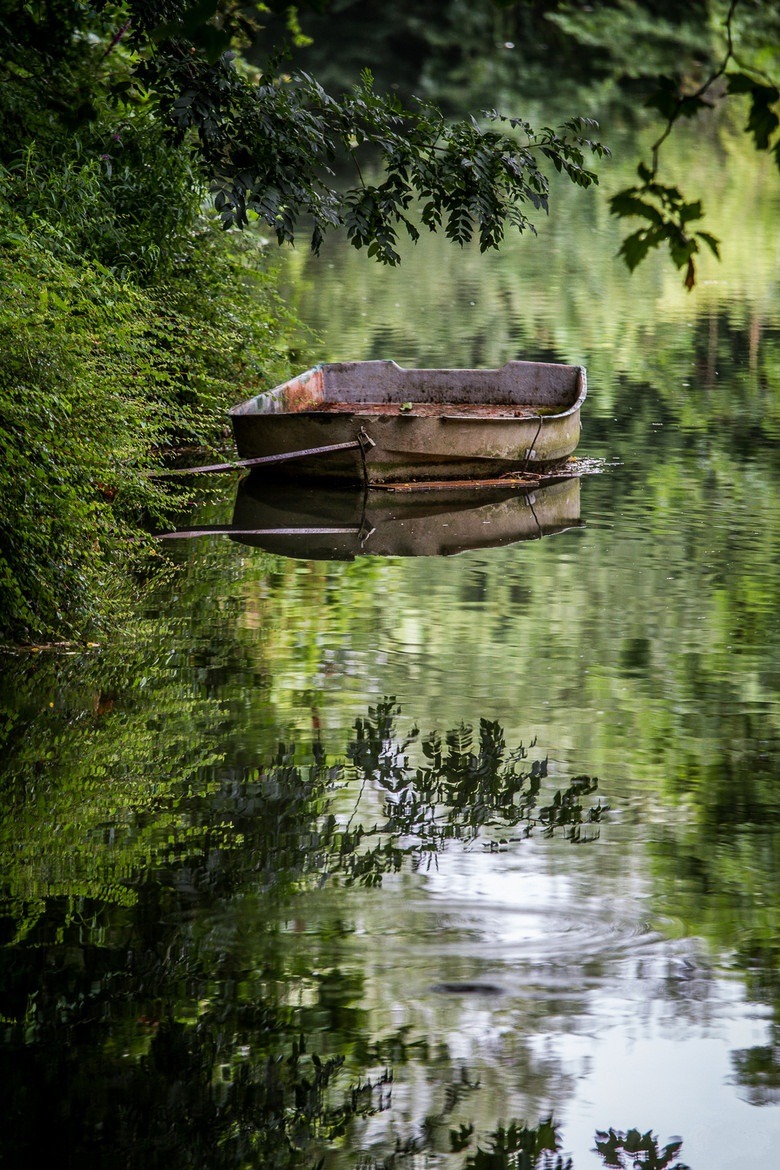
xmin=2 ymin=115 xmax=780 ymax=1169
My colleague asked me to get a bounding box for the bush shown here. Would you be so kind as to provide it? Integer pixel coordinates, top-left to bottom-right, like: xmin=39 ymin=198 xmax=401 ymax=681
xmin=2 ymin=111 xmax=205 ymax=283
xmin=0 ymin=207 xmax=300 ymax=644
xmin=0 ymin=20 xmax=306 ymax=644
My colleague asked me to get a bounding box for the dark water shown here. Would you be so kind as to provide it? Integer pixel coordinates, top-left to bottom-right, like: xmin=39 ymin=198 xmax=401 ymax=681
xmin=2 ymin=122 xmax=780 ymax=1168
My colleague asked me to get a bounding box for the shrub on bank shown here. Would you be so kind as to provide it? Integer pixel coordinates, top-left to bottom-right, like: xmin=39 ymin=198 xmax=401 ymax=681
xmin=0 ymin=209 xmax=298 ymax=644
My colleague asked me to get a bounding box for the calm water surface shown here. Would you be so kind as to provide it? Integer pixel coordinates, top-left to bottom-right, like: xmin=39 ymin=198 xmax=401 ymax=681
xmin=2 ymin=126 xmax=780 ymax=1169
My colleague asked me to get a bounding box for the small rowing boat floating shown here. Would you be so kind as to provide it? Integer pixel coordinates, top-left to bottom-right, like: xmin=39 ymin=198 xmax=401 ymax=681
xmin=229 ymin=359 xmax=586 ymax=486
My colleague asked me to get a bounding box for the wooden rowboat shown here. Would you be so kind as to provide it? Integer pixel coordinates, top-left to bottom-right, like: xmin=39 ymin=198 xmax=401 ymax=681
xmin=229 ymin=360 xmax=586 ymax=485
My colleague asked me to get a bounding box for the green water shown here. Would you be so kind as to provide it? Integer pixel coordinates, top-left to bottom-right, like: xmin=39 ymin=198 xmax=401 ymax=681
xmin=1 ymin=116 xmax=780 ymax=1168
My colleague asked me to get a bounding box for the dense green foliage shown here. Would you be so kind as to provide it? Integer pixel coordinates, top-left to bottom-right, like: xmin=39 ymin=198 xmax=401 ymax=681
xmin=253 ymin=0 xmax=718 ymax=107
xmin=0 ymin=4 xmax=303 ymax=642
xmin=0 ymin=206 xmax=297 ymax=641
xmin=0 ymin=1 xmax=607 ymax=262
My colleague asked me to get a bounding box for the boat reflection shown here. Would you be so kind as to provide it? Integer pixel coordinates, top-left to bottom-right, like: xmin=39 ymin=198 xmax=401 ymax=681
xmin=158 ymin=473 xmax=583 ymax=557
xmin=226 ymin=473 xmax=583 ymax=560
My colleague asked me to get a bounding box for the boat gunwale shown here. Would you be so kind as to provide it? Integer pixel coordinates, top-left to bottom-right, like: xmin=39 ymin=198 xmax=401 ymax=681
xmin=229 ymin=360 xmax=587 ymax=422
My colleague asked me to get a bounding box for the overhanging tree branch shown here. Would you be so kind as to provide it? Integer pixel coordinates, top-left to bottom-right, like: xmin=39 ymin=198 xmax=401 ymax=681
xmin=142 ymin=31 xmax=608 ymax=265
xmin=610 ymin=0 xmax=780 ymax=289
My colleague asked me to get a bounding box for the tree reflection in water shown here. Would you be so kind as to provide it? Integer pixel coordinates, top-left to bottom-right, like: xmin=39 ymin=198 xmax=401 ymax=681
xmin=245 ymin=698 xmax=607 ymax=889
xmin=0 ymin=688 xmax=618 ymax=1168
xmin=594 ymin=1129 xmax=690 ymax=1170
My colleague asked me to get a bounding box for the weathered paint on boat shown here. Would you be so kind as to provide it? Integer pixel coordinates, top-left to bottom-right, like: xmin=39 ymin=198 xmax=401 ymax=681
xmin=228 ymin=474 xmax=582 ymax=559
xmin=229 ymin=360 xmax=586 ymax=485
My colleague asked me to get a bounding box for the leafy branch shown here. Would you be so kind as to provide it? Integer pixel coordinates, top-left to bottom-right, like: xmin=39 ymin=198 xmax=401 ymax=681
xmin=609 ymin=0 xmax=780 ymax=288
xmin=611 ymin=169 xmax=720 ymax=291
xmin=138 ymin=17 xmax=607 ymax=264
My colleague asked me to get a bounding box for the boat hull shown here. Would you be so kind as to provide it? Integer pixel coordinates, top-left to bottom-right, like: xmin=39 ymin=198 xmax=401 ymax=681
xmin=230 ymin=360 xmax=586 ymax=485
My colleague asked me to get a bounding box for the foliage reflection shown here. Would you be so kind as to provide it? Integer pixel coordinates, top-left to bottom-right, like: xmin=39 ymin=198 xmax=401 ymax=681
xmin=0 ymin=669 xmax=613 ymax=1168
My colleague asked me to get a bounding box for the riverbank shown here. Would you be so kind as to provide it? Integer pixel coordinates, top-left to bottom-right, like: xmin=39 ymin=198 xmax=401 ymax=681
xmin=0 ymin=204 xmax=302 ymax=645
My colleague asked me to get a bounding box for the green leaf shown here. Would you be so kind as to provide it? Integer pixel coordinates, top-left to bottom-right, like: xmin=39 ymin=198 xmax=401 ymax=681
xmin=678 ymin=94 xmax=711 ymax=118
xmin=618 ymin=228 xmax=657 ymax=271
xmin=609 ymin=191 xmax=664 ymax=225
xmin=696 ymin=230 xmax=720 ymax=258
xmin=726 ymin=74 xmax=780 ymax=150
xmin=678 ymin=200 xmax=703 ymax=224
xmin=668 ymin=231 xmax=696 ymax=270
xmin=746 ymin=90 xmax=780 ymax=151
xmin=726 ymin=71 xmax=758 ymax=95
xmin=644 ymin=76 xmax=681 ymax=120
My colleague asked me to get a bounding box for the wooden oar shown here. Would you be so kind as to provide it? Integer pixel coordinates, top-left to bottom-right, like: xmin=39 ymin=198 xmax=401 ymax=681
xmin=149 ymin=433 xmax=376 ymax=477
xmin=156 ymin=525 xmax=364 ymax=540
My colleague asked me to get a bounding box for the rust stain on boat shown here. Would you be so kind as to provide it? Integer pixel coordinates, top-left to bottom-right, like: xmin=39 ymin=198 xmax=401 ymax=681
xmin=312 ymin=401 xmax=544 ymax=419
xmin=281 ymin=367 xmax=324 ymax=412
